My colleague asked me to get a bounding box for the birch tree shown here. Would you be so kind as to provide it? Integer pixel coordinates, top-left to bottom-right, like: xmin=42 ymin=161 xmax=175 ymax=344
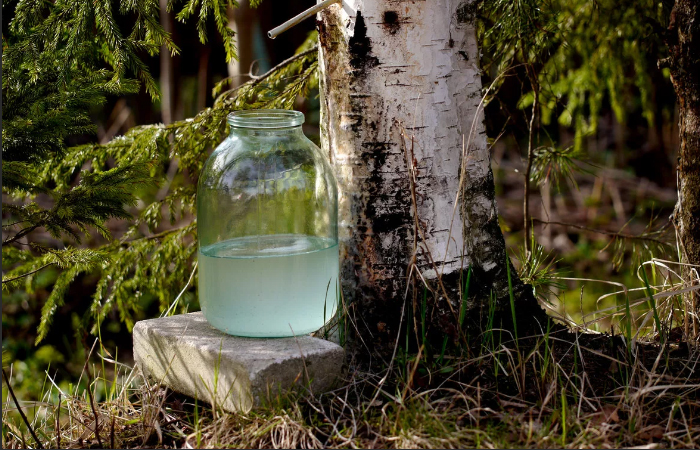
xmin=318 ymin=0 xmax=545 ymax=343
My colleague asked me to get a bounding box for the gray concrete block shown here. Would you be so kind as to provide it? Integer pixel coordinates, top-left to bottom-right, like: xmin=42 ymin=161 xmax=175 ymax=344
xmin=133 ymin=312 xmax=345 ymax=412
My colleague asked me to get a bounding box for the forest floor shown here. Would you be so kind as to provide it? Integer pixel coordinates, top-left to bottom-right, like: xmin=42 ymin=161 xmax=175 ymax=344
xmin=3 ymin=322 xmax=699 ymax=449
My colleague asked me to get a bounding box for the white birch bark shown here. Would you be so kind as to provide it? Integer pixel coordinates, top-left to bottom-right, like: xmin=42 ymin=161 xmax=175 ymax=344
xmin=319 ymin=0 xmax=540 ymax=332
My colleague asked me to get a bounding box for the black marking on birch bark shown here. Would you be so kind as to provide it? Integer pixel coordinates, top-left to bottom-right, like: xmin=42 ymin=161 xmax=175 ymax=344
xmin=371 ymin=212 xmax=407 ymax=234
xmin=455 ymin=2 xmax=477 ymax=24
xmin=349 ymin=12 xmax=379 ymax=71
xmin=382 ymin=11 xmax=400 ymax=35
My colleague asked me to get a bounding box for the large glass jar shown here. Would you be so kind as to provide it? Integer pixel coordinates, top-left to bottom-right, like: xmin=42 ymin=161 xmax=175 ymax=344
xmin=197 ymin=110 xmax=339 ymax=337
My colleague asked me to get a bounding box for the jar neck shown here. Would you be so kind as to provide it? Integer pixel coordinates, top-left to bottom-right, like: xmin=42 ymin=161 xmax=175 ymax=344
xmin=227 ymin=109 xmax=305 ymax=133
xmin=229 ymin=126 xmax=304 ymax=137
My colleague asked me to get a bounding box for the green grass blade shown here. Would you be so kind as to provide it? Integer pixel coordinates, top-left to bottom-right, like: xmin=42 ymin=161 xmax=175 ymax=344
xmin=640 ymin=267 xmax=663 ymax=342
xmin=506 ymin=254 xmax=519 ymax=344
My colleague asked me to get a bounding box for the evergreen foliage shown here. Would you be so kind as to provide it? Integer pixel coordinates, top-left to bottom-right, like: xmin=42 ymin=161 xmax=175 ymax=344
xmin=2 ymin=0 xmax=319 ymax=343
xmin=479 ymin=0 xmax=673 ymax=149
xmin=478 ymin=0 xmax=676 ymax=268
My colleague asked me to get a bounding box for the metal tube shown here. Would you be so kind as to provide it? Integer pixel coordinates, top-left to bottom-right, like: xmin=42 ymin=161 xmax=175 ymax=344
xmin=267 ymin=0 xmax=341 ymax=39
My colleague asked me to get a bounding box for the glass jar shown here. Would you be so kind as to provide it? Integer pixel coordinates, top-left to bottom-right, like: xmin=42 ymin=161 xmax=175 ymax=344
xmin=197 ymin=110 xmax=339 ymax=337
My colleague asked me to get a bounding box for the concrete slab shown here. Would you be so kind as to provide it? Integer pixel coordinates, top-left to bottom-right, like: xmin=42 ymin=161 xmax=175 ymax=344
xmin=133 ymin=312 xmax=345 ymax=412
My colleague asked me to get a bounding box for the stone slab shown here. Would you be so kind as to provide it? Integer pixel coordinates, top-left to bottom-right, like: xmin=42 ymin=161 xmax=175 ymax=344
xmin=133 ymin=312 xmax=345 ymax=412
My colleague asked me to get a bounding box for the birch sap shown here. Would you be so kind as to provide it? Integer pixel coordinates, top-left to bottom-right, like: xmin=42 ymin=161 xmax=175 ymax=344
xmin=198 ymin=234 xmax=339 ymax=337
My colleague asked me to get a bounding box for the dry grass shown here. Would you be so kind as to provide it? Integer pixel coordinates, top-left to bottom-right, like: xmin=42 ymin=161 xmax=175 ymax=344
xmin=4 ymin=159 xmax=699 ymax=450
xmin=3 ymin=316 xmax=700 ymax=449
xmin=4 ymin=216 xmax=699 ymax=449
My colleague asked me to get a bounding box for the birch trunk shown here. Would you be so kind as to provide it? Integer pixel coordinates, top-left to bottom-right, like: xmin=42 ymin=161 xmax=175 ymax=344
xmin=318 ymin=0 xmax=544 ymax=342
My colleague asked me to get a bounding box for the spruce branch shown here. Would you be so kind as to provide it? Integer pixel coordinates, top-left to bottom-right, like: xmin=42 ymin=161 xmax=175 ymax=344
xmin=214 ymin=45 xmax=319 ymax=102
xmin=2 ymin=18 xmax=320 ymax=341
xmin=533 ymin=219 xmax=672 ymax=247
xmin=3 ymin=225 xmax=41 ymax=247
xmin=1 ymin=263 xmax=54 ymax=285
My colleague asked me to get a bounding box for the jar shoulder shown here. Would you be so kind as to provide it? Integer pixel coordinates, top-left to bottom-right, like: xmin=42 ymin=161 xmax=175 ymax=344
xmin=199 ymin=132 xmax=337 ymax=188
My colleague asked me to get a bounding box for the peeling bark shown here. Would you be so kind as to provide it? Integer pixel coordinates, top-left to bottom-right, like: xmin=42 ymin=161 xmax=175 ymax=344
xmin=318 ymin=0 xmax=545 ymax=343
xmin=666 ymin=0 xmax=700 ymax=335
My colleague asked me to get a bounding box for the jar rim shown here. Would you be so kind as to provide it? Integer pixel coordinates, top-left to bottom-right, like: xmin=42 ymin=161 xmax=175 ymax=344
xmin=227 ymin=109 xmax=305 ymax=129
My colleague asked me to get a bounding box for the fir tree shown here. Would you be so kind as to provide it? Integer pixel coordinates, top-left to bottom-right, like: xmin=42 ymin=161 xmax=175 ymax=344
xmin=2 ymin=0 xmax=318 ymax=343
